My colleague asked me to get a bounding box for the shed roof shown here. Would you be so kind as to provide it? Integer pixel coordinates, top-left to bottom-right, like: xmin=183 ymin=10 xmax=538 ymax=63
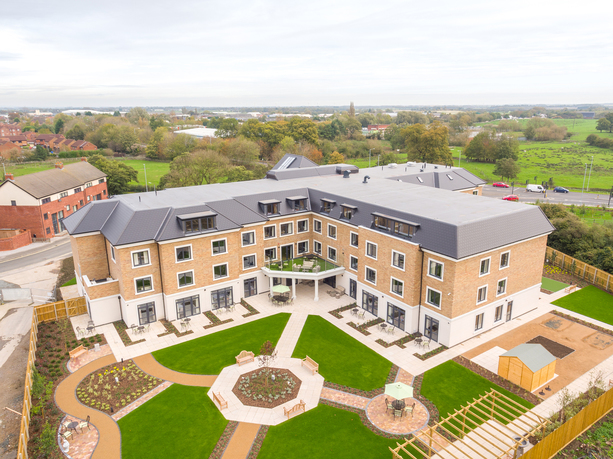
xmin=501 ymin=344 xmax=556 ymax=372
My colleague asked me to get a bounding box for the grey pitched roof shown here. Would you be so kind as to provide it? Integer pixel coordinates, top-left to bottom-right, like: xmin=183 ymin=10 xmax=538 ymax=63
xmin=4 ymin=162 xmax=106 ymax=199
xmin=502 ymin=344 xmax=556 ymax=372
xmin=62 ymin=163 xmax=554 ymax=259
xmin=62 ymin=200 xmax=117 ymax=235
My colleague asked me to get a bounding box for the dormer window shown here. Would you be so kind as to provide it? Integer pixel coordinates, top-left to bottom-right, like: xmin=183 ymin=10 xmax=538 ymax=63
xmin=287 ymin=196 xmax=308 ymax=211
xmin=320 ymin=198 xmax=335 ymax=214
xmin=177 ymin=211 xmax=217 ymax=234
xmin=372 ymin=212 xmax=419 ymax=239
xmin=259 ymin=199 xmax=281 ymax=216
xmin=341 ymin=204 xmax=357 ymax=220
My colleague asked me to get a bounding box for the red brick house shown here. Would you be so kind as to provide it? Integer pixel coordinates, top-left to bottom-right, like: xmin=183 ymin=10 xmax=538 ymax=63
xmin=0 ymin=141 xmax=20 ymax=159
xmin=0 ymin=135 xmax=28 ymax=147
xmin=0 ymin=123 xmax=21 ymax=137
xmin=0 ymin=160 xmax=108 ymax=239
xmin=367 ymin=124 xmax=391 ymax=132
xmin=35 ymin=134 xmax=65 ymax=147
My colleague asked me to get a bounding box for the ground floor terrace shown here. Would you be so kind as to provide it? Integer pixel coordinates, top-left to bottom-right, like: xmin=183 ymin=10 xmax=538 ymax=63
xmin=53 ymin=285 xmax=613 ymax=459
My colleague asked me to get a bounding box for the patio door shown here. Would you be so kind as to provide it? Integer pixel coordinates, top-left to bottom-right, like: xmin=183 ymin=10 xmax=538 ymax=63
xmin=506 ymin=301 xmax=513 ymax=321
xmin=349 ymin=279 xmax=357 ymax=299
xmin=424 ymin=315 xmax=439 ymax=342
xmin=244 ymin=278 xmax=257 ymax=297
xmin=387 ymin=303 xmax=405 ymax=330
xmin=323 ymin=276 xmax=336 ymax=288
xmin=211 ymin=287 xmax=233 ymax=310
xmin=137 ymin=302 xmax=156 ymax=325
xmin=176 ymin=295 xmax=200 ymax=319
xmin=362 ymin=290 xmax=378 ymax=316
xmin=281 ymin=244 xmax=293 ymax=262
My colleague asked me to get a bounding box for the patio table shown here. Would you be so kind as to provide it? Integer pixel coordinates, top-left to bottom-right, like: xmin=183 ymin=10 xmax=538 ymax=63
xmin=392 ymin=399 xmax=406 ymax=411
xmin=67 ymin=421 xmax=79 ymax=432
xmin=137 ymin=326 xmax=145 ymax=334
xmin=352 ymin=308 xmax=358 ymax=316
xmin=380 ymin=323 xmax=387 ymax=331
xmin=86 ymin=326 xmax=95 ymax=335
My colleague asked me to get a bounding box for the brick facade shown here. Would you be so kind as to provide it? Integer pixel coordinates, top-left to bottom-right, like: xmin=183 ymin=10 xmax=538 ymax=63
xmin=0 ymin=229 xmax=31 ymax=251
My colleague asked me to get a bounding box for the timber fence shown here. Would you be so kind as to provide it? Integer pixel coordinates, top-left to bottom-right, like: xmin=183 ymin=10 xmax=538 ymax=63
xmin=546 ymin=247 xmax=613 ymax=293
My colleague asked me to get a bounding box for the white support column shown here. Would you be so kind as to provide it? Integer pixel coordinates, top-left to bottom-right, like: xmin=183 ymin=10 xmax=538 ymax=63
xmin=314 ymin=280 xmax=319 ymax=302
xmin=292 ymin=278 xmax=296 ymax=299
xmin=269 ymin=276 xmax=273 ymax=294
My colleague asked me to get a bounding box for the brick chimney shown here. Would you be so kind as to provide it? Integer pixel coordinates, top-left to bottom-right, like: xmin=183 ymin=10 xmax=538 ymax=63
xmin=81 ymin=157 xmax=88 ymax=162
xmin=5 ymin=173 xmax=14 ymax=181
xmin=55 ymin=162 xmax=63 ymax=169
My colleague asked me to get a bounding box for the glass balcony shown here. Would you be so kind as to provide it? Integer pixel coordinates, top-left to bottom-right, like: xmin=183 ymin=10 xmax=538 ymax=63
xmin=264 ymin=255 xmax=339 ymax=274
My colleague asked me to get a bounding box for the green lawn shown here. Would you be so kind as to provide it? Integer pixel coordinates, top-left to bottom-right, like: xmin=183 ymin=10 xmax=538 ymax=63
xmin=541 ymin=277 xmax=569 ymax=293
xmin=291 ymin=315 xmax=392 ymax=391
xmin=152 ymin=313 xmax=290 ymax=374
xmin=258 ymin=404 xmax=422 ymax=459
xmin=121 ymin=159 xmax=169 ymax=186
xmin=267 ymin=256 xmax=338 ymax=273
xmin=552 ymin=285 xmax=613 ymax=325
xmin=119 ymin=384 xmax=227 ymax=459
xmin=421 ymin=361 xmax=533 ymax=436
xmin=61 ymin=277 xmax=77 ymax=287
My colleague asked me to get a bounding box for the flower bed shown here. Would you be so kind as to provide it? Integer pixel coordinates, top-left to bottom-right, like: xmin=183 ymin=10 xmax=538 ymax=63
xmin=328 ymin=303 xmax=357 ymax=319
xmin=209 ymin=420 xmax=239 ymax=459
xmin=241 ymin=299 xmax=260 ymax=318
xmin=543 ymin=263 xmax=589 ymax=288
xmin=247 ymin=425 xmax=269 ymax=459
xmin=232 ymin=368 xmax=301 ymax=408
xmin=76 ymin=360 xmax=163 ymax=413
xmin=413 ymin=344 xmax=449 ymax=360
xmin=157 ymin=319 xmax=193 ymax=338
xmin=114 ymin=321 xmax=145 ymax=346
xmin=375 ymin=333 xmax=416 ymax=349
xmin=203 ymin=310 xmax=234 ymax=329
xmin=347 ymin=317 xmax=384 ymax=336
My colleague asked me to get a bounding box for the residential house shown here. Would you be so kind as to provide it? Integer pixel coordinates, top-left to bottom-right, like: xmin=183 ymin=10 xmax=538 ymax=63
xmin=0 ymin=123 xmax=21 ymax=137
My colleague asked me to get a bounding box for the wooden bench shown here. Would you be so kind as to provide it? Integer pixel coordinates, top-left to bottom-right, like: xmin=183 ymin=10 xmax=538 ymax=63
xmin=69 ymin=345 xmax=87 ymax=361
xmin=213 ymin=392 xmax=228 ymax=410
xmin=564 ymin=284 xmax=577 ymax=293
xmin=236 ymin=350 xmax=255 ymax=366
xmin=283 ymin=399 xmax=306 ymax=419
xmin=301 ymin=355 xmax=319 ymax=375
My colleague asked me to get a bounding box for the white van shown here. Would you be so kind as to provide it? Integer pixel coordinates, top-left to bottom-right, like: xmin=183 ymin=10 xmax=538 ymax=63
xmin=526 ymin=184 xmax=545 ymax=193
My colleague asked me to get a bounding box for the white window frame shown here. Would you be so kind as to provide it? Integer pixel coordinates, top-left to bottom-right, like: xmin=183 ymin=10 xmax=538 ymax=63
xmin=365 ymin=266 xmax=377 ymax=285
xmin=241 ymin=230 xmax=256 ymax=247
xmin=328 ymin=246 xmax=337 ymax=262
xmin=427 ymin=258 xmax=444 ymax=280
xmin=131 ymin=249 xmax=151 ymax=268
xmin=175 ymin=244 xmax=193 ymax=263
xmin=392 ymin=250 xmax=406 ymax=271
xmin=213 ymin=263 xmax=229 ymax=280
xmin=264 ymin=247 xmax=277 ymax=261
xmin=263 ymin=224 xmax=276 ymax=240
xmin=327 ymin=223 xmax=337 ymax=240
xmin=475 ymin=313 xmax=484 ymax=331
xmin=350 ymin=231 xmax=359 ymax=248
xmin=314 ymin=240 xmax=322 ymax=255
xmin=297 ymin=240 xmax=309 ymax=255
xmin=426 ymin=287 xmax=442 ymax=309
xmin=313 ymin=219 xmax=322 ymax=234
xmin=349 ymin=255 xmax=358 ymax=272
xmin=243 ymin=254 xmax=257 ymax=271
xmin=211 ymin=238 xmax=228 ymax=256
xmin=477 ymin=284 xmax=488 ymax=304
xmin=297 ymin=219 xmax=309 ymax=233
xmin=494 ymin=304 xmax=503 ymax=322
xmin=365 ymin=241 xmax=377 ymax=260
xmin=390 ymin=277 xmax=403 ymax=297
xmin=134 ymin=275 xmax=154 ymax=295
xmin=496 ymin=278 xmax=507 ymax=296
xmin=280 ymin=222 xmax=293 ymax=237
xmin=479 ymin=257 xmax=491 ymax=277
xmin=177 ymin=270 xmax=195 ymax=289
xmin=500 ymin=251 xmax=510 ymax=270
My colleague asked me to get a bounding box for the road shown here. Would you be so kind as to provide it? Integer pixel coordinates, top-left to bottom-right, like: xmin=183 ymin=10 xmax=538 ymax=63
xmin=482 ymin=186 xmax=611 ymax=206
xmin=0 ymin=237 xmax=72 ymax=274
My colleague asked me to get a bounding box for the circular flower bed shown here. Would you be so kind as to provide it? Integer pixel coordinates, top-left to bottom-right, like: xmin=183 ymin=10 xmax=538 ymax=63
xmin=232 ymin=368 xmax=301 ymax=408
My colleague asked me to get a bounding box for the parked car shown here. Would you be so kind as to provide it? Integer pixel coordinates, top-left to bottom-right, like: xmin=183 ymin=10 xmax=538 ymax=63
xmin=493 ymin=182 xmax=510 ymax=188
xmin=526 ymin=184 xmax=545 ymax=193
xmin=554 ymin=186 xmax=569 ymax=193
xmin=502 ymin=195 xmax=519 ymax=202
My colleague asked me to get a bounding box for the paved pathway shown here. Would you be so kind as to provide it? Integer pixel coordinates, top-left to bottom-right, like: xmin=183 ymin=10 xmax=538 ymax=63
xmin=221 ymin=423 xmax=261 ymax=459
xmin=275 ymin=311 xmax=308 ymax=358
xmin=321 ymin=387 xmax=370 ymax=409
xmin=132 ymin=353 xmax=217 ymax=386
xmin=54 ymin=354 xmax=120 ymax=459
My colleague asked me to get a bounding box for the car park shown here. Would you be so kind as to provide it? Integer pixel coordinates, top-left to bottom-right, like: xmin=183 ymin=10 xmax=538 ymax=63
xmin=502 ymin=195 xmax=519 ymax=202
xmin=554 ymin=186 xmax=569 ymax=193
xmin=493 ymin=182 xmax=509 ymax=188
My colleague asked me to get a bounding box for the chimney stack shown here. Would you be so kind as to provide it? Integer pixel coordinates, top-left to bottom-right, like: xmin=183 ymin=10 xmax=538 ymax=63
xmin=55 ymin=162 xmax=64 ymax=169
xmin=81 ymin=157 xmax=88 ymax=162
xmin=5 ymin=173 xmax=14 ymax=181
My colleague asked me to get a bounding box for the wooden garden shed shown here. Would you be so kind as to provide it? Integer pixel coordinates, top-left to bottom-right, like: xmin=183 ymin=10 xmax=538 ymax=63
xmin=498 ymin=344 xmax=556 ymax=392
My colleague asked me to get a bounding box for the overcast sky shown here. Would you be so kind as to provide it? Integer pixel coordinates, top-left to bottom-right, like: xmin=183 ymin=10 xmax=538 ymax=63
xmin=1 ymin=0 xmax=612 ymax=107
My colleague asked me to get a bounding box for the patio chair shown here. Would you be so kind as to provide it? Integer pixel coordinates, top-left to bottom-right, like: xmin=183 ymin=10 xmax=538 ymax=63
xmin=394 ymin=409 xmax=403 ymax=418
xmin=424 ymin=339 xmax=431 ymax=349
xmin=61 ymin=430 xmax=72 ymax=442
xmin=79 ymin=415 xmax=90 ymax=432
xmin=314 ymin=265 xmax=321 ymax=273
xmin=358 ymin=311 xmax=365 ymax=320
xmin=229 ymin=304 xmax=236 ymax=313
xmin=130 ymin=324 xmax=137 ymax=335
xmin=75 ymin=326 xmax=84 ymax=338
xmin=293 ymin=264 xmax=300 ymax=272
xmin=405 ymin=403 xmax=415 ymax=417
xmin=387 ymin=327 xmax=395 ymax=335
xmin=180 ymin=320 xmax=187 ymax=331
xmin=386 ymin=398 xmax=394 ymax=413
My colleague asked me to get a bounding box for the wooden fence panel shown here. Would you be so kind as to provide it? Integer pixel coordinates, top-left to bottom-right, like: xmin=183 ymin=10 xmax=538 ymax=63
xmin=545 ymin=247 xmax=613 ymax=294
xmin=34 ymin=298 xmax=87 ymax=323
xmin=522 ymin=387 xmax=613 ymax=459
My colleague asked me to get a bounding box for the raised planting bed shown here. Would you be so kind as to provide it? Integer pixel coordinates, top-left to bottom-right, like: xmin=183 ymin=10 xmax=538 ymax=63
xmin=413 ymin=344 xmax=449 ymax=361
xmin=158 ymin=319 xmax=193 ymax=338
xmin=328 ymin=303 xmax=357 ymax=319
xmin=76 ymin=360 xmax=163 ymax=413
xmin=347 ymin=317 xmax=384 ymax=336
xmin=114 ymin=321 xmax=145 ymax=346
xmin=240 ymin=299 xmax=260 ymax=318
xmin=203 ymin=310 xmax=234 ymax=329
xmin=232 ymin=368 xmax=301 ymax=408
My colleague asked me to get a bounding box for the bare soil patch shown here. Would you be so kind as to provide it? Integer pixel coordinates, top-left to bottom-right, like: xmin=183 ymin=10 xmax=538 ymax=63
xmin=232 ymin=368 xmax=301 ymax=408
xmin=526 ymin=335 xmax=575 ymax=359
xmin=541 ymin=316 xmax=573 ymax=332
xmin=582 ymin=332 xmax=613 ymax=350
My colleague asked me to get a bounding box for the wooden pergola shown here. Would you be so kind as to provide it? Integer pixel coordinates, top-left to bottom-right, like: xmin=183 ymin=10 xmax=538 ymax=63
xmin=390 ymin=389 xmax=549 ymax=459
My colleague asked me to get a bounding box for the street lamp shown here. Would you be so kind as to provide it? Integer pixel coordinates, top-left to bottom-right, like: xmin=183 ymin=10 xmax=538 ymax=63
xmin=369 ymin=149 xmax=373 ymax=168
xmin=586 ymin=156 xmax=594 ymax=192
xmin=144 ymin=164 xmax=148 ymax=192
xmin=581 ymin=163 xmax=588 ymax=202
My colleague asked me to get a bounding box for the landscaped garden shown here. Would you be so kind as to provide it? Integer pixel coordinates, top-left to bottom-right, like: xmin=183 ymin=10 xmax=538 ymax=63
xmin=552 ymin=285 xmax=613 ymax=325
xmin=118 ymin=384 xmax=227 ymax=459
xmin=152 ymin=313 xmax=290 ymax=374
xmin=291 ymin=315 xmax=392 ymax=391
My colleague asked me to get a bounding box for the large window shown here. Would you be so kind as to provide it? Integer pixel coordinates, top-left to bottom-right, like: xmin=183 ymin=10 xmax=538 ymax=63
xmin=243 ymin=255 xmax=256 ymax=270
xmin=176 ymin=246 xmax=191 ymax=262
xmin=328 ymin=246 xmax=337 ymax=262
xmin=387 ymin=303 xmax=405 ymax=330
xmin=350 ymin=255 xmax=358 ymax=271
xmin=135 ymin=276 xmax=153 ymax=294
xmin=392 ymin=251 xmax=405 ymax=270
xmin=495 ymin=305 xmax=503 ymax=322
xmin=132 ymin=250 xmax=150 ymax=267
xmin=500 ymin=252 xmax=510 ymax=269
xmin=244 ymin=278 xmax=257 ymax=297
xmin=176 ymin=296 xmax=200 ymax=319
xmin=297 ymin=241 xmax=308 ymax=254
xmin=280 ymin=222 xmax=293 ymax=236
xmin=428 ymin=260 xmax=443 ymax=279
xmin=211 ymin=287 xmax=233 ymax=310
xmin=426 ymin=287 xmax=441 ymax=308
xmin=314 ymin=241 xmax=322 ymax=255
xmin=349 ymin=279 xmax=357 ymax=299
xmin=178 ymin=271 xmax=194 ymax=288
xmin=213 ymin=263 xmax=228 ymax=279
xmin=497 ymin=279 xmax=507 ymax=296
xmin=365 ymin=267 xmax=376 ymax=284
xmin=506 ymin=301 xmax=513 ymax=321
xmin=242 ymin=231 xmax=256 ymax=247
xmin=264 ymin=247 xmax=277 ymax=261
xmin=137 ymin=302 xmax=156 ymax=325
xmin=391 ymin=278 xmax=403 ymax=296
xmin=362 ymin=290 xmax=378 ymax=315
xmin=477 ymin=285 xmax=488 ymax=303
xmin=297 ymin=220 xmax=308 ymax=233
xmin=366 ymin=242 xmax=377 ymax=259
xmin=264 ymin=225 xmax=276 ymax=239
xmin=475 ymin=313 xmax=484 ymax=331
xmin=313 ymin=219 xmax=322 ymax=234
xmin=185 ymin=216 xmax=215 ymax=233
xmin=328 ymin=224 xmax=337 ymax=239
xmin=350 ymin=232 xmax=359 ymax=248
xmin=212 ymin=239 xmax=227 ymax=255
xmin=480 ymin=258 xmax=491 ymax=276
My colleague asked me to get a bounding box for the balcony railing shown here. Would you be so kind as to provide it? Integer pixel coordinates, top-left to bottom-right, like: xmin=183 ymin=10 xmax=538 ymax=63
xmin=265 ymin=255 xmax=339 ymax=274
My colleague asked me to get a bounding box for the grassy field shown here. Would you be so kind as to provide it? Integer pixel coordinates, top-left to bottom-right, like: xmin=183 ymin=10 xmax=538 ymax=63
xmin=118 ymin=384 xmax=226 ymax=459
xmin=291 ymin=315 xmax=392 ymax=391
xmin=541 ymin=277 xmax=569 ymax=293
xmin=567 ymin=205 xmax=613 ymax=225
xmin=152 ymin=313 xmax=290 ymax=374
xmin=552 ymin=285 xmax=613 ymax=325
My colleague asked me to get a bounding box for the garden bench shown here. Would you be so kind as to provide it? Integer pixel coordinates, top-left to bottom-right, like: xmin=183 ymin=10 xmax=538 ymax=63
xmin=213 ymin=392 xmax=228 ymax=410
xmin=564 ymin=284 xmax=577 ymax=293
xmin=301 ymin=355 xmax=319 ymax=375
xmin=283 ymin=399 xmax=306 ymax=419
xmin=236 ymin=350 xmax=255 ymax=366
xmin=69 ymin=345 xmax=87 ymax=361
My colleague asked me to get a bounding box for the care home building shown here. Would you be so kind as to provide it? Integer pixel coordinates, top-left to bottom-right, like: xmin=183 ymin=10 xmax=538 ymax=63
xmin=63 ymin=158 xmax=553 ymax=348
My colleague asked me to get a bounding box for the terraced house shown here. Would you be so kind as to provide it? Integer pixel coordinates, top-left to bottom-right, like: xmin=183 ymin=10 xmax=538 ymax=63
xmin=63 ymin=156 xmax=554 ymax=347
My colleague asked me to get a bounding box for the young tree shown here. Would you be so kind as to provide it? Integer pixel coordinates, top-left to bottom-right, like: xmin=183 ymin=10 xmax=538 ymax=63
xmin=493 ymin=158 xmax=520 ymax=181
xmin=257 ymin=340 xmax=278 ymax=386
xmin=33 ymin=145 xmax=48 ymax=161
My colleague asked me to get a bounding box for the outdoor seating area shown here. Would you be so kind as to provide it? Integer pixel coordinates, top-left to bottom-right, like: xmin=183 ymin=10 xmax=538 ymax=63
xmin=59 ymin=415 xmax=91 ymax=442
xmin=266 ymin=255 xmax=338 ymax=274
